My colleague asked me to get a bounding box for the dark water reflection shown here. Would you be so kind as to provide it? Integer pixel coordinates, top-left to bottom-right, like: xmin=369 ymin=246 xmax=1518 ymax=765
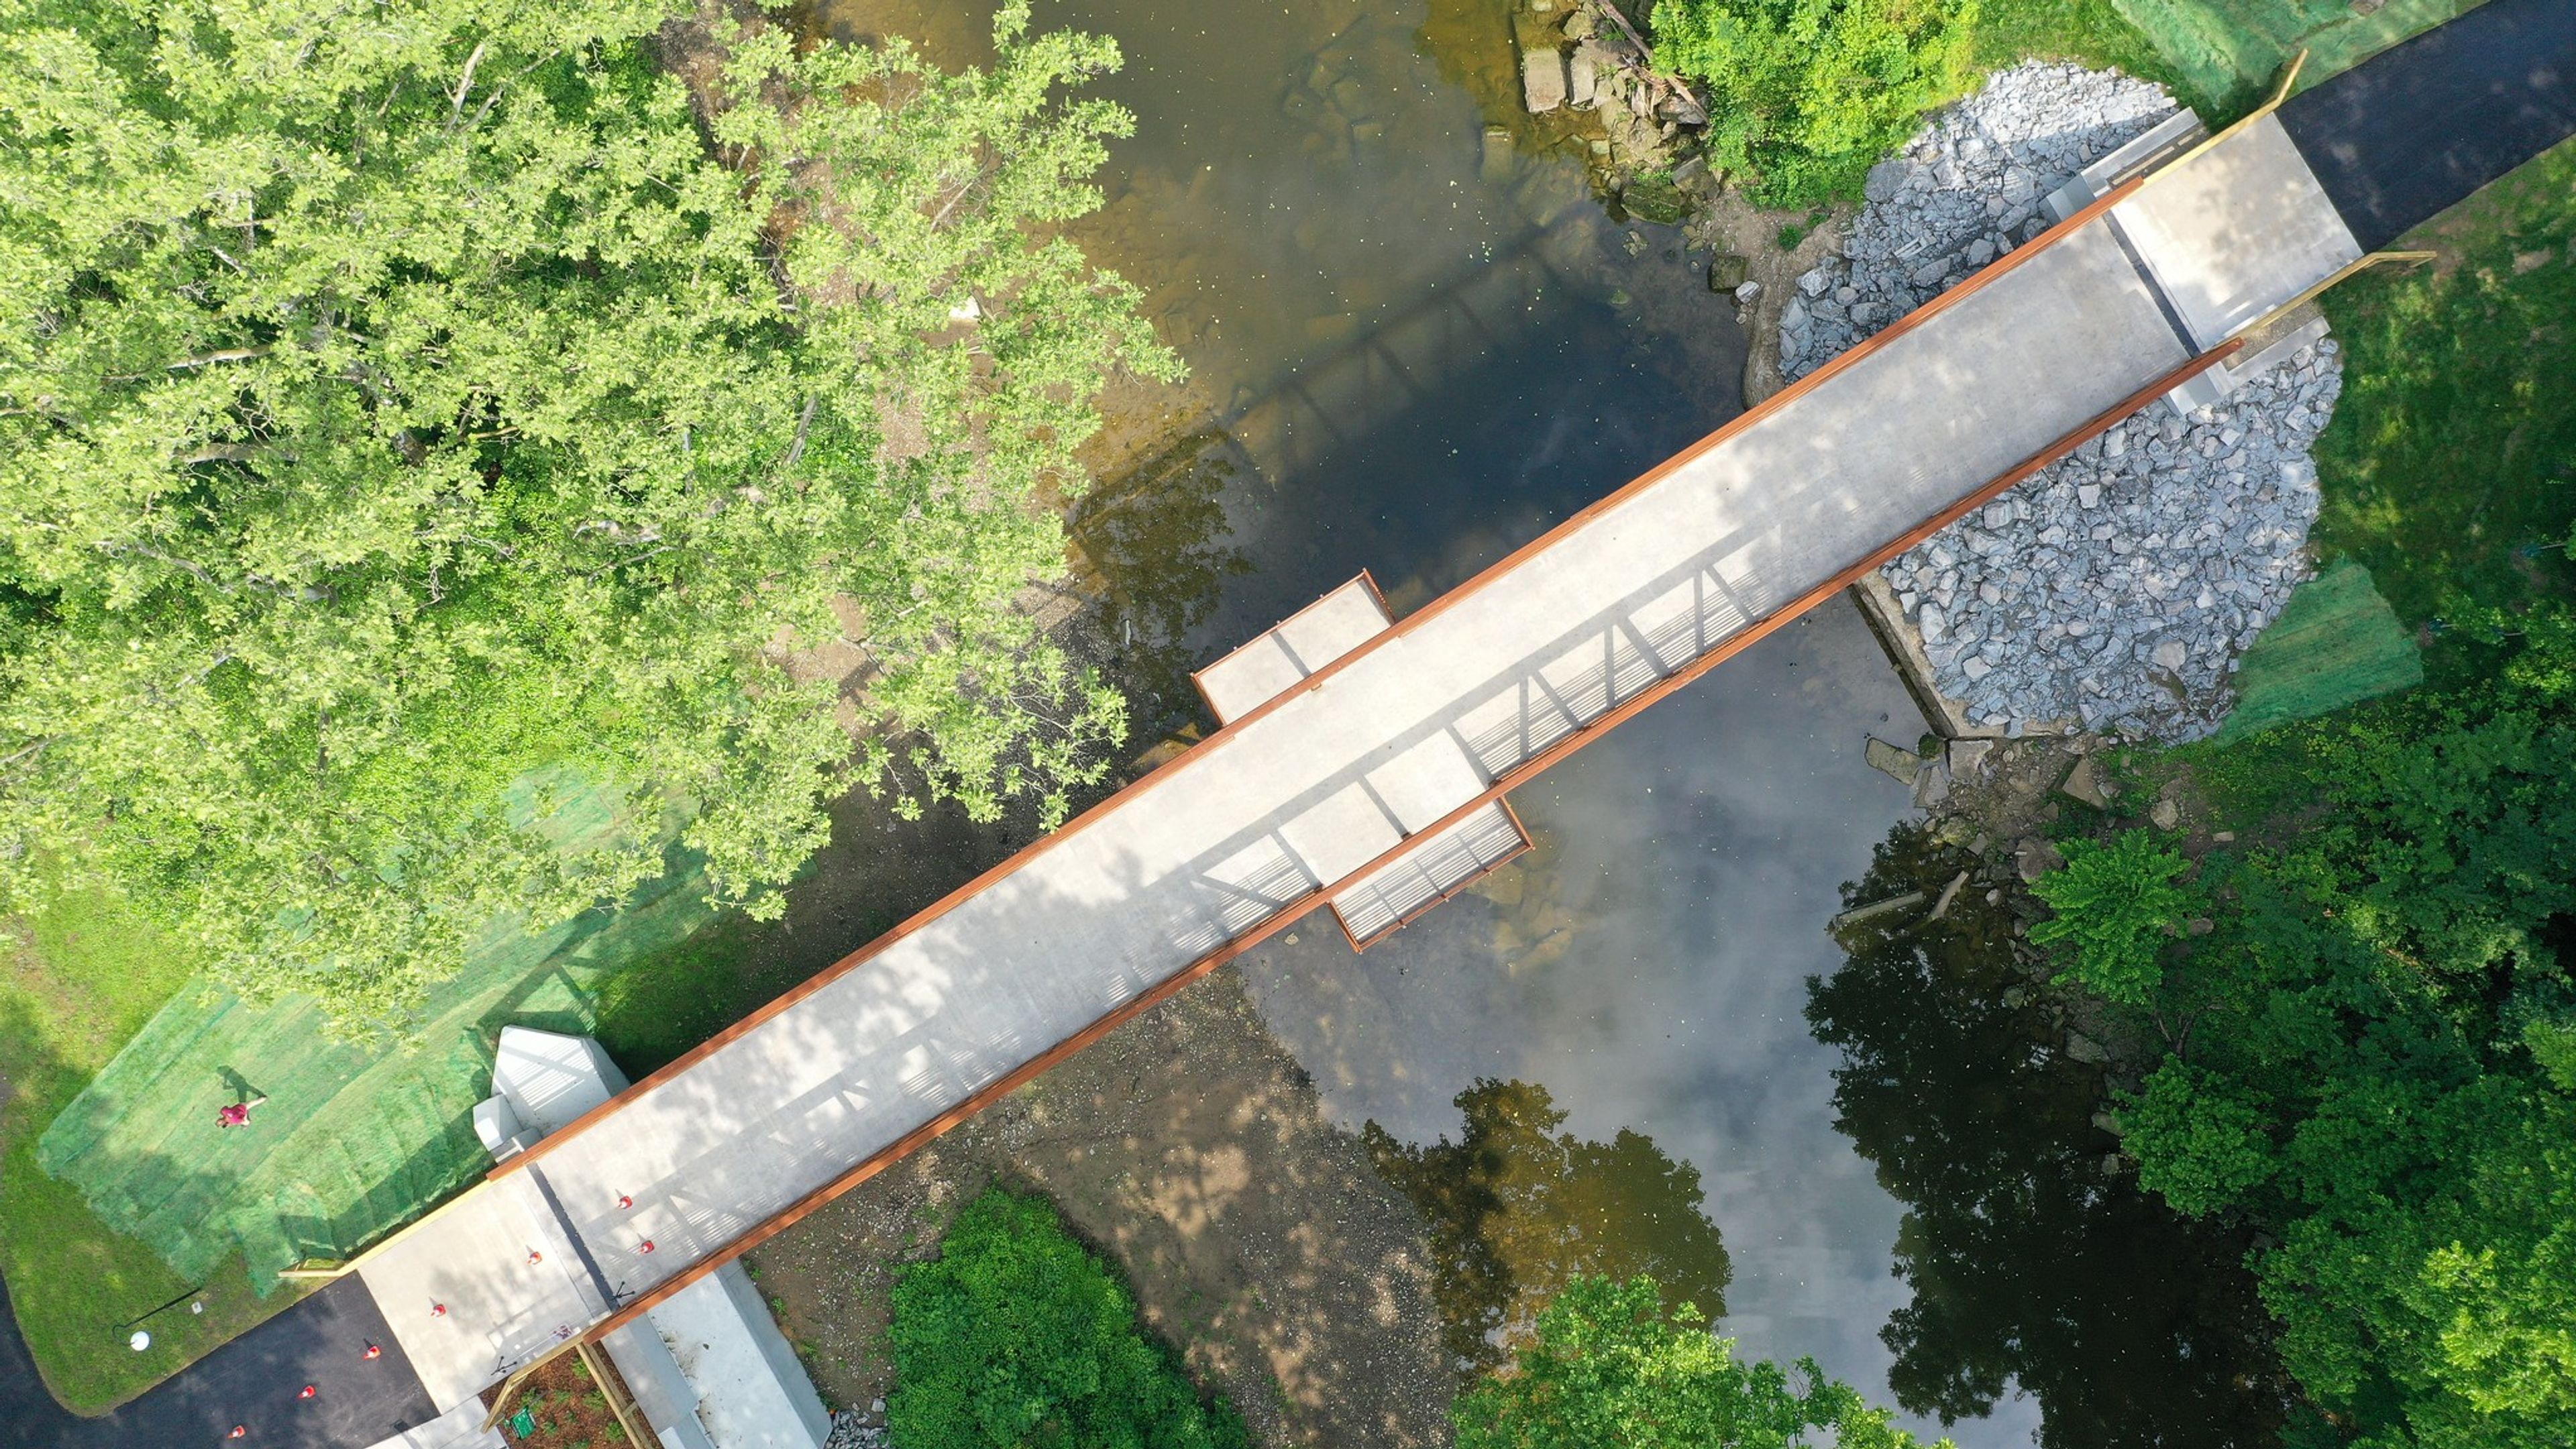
xmin=773 ymin=0 xmax=2277 ymax=1442
xmin=1811 ymin=828 xmax=2290 ymax=1449
xmin=1234 ymin=602 xmax=1963 ymax=1435
xmin=1366 ymin=1077 xmax=1735 ymax=1372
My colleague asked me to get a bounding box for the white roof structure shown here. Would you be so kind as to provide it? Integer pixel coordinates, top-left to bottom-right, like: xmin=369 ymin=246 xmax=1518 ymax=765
xmin=382 ymin=1028 xmax=828 ymax=1449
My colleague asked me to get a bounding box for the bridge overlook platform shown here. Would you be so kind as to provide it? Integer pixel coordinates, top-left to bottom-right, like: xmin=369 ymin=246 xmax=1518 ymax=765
xmin=332 ymin=10 xmax=2571 ymax=1413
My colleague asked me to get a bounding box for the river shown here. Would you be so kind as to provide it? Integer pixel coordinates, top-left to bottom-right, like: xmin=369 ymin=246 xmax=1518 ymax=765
xmin=790 ymin=0 xmax=2277 ymax=1443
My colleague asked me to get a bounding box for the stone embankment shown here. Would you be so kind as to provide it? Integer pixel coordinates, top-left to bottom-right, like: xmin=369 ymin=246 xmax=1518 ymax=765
xmin=824 ymin=1406 xmax=889 ymax=1448
xmin=1790 ymin=64 xmax=2343 ymax=741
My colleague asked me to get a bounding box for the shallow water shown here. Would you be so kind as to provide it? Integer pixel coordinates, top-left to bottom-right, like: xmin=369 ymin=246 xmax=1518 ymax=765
xmin=1238 ymin=600 xmax=1953 ymax=1417
xmin=796 ymin=0 xmax=2270 ymax=1442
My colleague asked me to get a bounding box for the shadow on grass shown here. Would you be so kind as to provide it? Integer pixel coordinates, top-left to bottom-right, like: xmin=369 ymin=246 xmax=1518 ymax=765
xmin=2312 ymin=139 xmax=2576 ymax=677
xmin=0 ymin=987 xmax=300 ymax=1415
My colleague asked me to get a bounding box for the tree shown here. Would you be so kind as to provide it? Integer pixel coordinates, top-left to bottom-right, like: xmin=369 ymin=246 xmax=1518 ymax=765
xmin=2083 ymin=612 xmax=2576 ymax=1448
xmin=889 ymin=1187 xmax=1245 ymax=1449
xmin=1452 ymin=1273 xmax=1949 ymax=1449
xmin=1365 ymin=1079 xmax=1732 ymax=1370
xmin=2118 ymin=1058 xmax=2271 ymax=1216
xmin=0 ymin=0 xmax=1177 ymax=1025
xmin=1652 ymin=0 xmax=1979 ymax=207
xmin=2028 ymin=828 xmax=2199 ymax=1006
xmin=1810 ymin=823 xmax=2290 ymax=1449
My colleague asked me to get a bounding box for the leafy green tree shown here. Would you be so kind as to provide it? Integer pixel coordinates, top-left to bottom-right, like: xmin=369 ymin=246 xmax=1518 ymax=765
xmin=0 ymin=0 xmax=1177 ymax=1024
xmin=1366 ymin=1079 xmax=1732 ymax=1369
xmin=2119 ymin=1059 xmax=2271 ymax=1216
xmin=2522 ymin=1016 xmax=2576 ymax=1093
xmin=1812 ymin=823 xmax=2290 ymax=1448
xmin=1452 ymin=1273 xmax=1949 ymax=1449
xmin=890 ymin=1187 xmax=1245 ymax=1449
xmin=2028 ymin=828 xmax=2198 ymax=1006
xmin=1652 ymin=0 xmax=1979 ymax=207
xmin=2088 ymin=614 xmax=2576 ymax=1448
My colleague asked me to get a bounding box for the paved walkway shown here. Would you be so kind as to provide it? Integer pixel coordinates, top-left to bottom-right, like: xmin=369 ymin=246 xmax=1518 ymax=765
xmin=0 ymin=1277 xmax=433 ymax=1449
xmin=351 ymin=106 xmax=2369 ymax=1413
xmin=2281 ymin=0 xmax=2576 ymax=251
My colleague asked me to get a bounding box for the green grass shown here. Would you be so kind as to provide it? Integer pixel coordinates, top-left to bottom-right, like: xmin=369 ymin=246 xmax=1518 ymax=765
xmin=1 ymin=777 xmax=857 ymax=1413
xmin=2104 ymin=0 xmax=2472 ymax=113
xmin=1976 ymin=0 xmax=2209 ymax=111
xmin=1977 ymin=0 xmax=2479 ymax=121
xmin=6 ymin=773 xmax=742 ymax=1411
xmin=2216 ymin=561 xmax=2424 ymax=739
xmin=0 ymin=885 xmax=299 ymax=1413
xmin=2309 ymin=137 xmax=2576 ymax=676
xmin=591 ymin=912 xmax=812 ymax=1077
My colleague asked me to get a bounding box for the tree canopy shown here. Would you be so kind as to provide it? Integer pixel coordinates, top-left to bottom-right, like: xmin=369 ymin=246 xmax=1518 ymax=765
xmin=0 ymin=0 xmax=1176 ymax=1024
xmin=2028 ymin=828 xmax=2201 ymax=1006
xmin=1452 ymin=1273 xmax=1949 ymax=1449
xmin=2043 ymin=612 xmax=2576 ymax=1449
xmin=890 ymin=1187 xmax=1246 ymax=1449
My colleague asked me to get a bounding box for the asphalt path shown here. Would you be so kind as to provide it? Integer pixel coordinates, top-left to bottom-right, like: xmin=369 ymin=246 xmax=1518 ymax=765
xmin=0 ymin=1275 xmax=437 ymax=1449
xmin=2282 ymin=0 xmax=2576 ymax=250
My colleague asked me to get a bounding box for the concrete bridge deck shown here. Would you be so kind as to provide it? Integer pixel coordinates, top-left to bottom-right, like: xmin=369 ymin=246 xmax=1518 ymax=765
xmin=345 ymin=99 xmax=2377 ymax=1411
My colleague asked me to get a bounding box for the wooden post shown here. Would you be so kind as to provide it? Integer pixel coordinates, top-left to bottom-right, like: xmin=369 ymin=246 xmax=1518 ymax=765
xmin=577 ymin=1338 xmax=659 ymax=1449
xmin=2222 ymin=250 xmax=2440 ymax=344
xmin=480 ymin=1336 xmax=586 ymax=1434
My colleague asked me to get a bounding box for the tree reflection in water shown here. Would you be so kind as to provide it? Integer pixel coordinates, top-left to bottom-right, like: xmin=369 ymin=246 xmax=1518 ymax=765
xmin=1366 ymin=1079 xmax=1730 ymax=1373
xmin=1807 ymin=823 xmax=2292 ymax=1449
xmin=1068 ymin=430 xmax=1254 ymax=737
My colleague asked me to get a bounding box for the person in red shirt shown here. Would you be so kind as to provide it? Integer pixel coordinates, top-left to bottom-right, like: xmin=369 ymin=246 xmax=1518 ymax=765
xmin=216 ymin=1093 xmax=269 ymax=1129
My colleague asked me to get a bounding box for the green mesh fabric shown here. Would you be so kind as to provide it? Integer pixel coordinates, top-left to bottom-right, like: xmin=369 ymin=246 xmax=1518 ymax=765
xmin=35 ymin=771 xmax=717 ymax=1294
xmin=2112 ymin=0 xmax=2473 ymax=107
xmin=2217 ymin=559 xmax=2424 ymax=741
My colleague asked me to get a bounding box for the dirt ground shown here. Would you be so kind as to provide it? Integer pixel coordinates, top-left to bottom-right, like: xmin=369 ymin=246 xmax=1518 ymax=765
xmin=743 ymin=963 xmax=1455 ymax=1449
xmin=1689 ymin=189 xmax=1855 ymax=407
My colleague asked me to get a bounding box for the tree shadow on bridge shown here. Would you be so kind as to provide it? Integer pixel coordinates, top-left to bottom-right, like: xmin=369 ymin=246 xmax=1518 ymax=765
xmin=1805 ymin=822 xmax=2292 ymax=1449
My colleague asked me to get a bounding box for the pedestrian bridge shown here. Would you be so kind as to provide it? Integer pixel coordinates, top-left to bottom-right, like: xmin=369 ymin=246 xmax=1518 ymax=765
xmin=331 ymin=2 xmax=2576 ymax=1419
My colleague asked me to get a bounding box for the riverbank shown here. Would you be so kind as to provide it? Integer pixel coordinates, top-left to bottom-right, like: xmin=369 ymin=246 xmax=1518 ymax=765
xmin=744 ymin=963 xmax=1453 ymax=1448
xmin=4 ymin=0 xmax=2541 ymax=1430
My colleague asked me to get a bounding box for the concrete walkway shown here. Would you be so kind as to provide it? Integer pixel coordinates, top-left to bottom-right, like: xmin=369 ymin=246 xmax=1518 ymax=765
xmin=349 ymin=105 xmax=2370 ymax=1415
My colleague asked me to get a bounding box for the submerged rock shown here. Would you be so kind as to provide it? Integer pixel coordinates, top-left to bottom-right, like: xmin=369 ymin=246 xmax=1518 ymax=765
xmin=1622 ymin=171 xmax=1692 ymax=224
xmin=1521 ymin=47 xmax=1567 ymax=113
xmin=1866 ymin=736 xmax=1924 ymax=786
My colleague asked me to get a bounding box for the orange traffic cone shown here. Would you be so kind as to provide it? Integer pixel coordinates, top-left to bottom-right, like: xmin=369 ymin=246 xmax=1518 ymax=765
xmin=298 ymin=1385 xmax=316 ymax=1400
xmin=362 ymin=1343 xmax=382 ymax=1361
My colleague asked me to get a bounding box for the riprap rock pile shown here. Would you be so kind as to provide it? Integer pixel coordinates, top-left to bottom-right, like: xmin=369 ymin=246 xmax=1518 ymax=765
xmin=1782 ymin=62 xmax=2342 ymax=740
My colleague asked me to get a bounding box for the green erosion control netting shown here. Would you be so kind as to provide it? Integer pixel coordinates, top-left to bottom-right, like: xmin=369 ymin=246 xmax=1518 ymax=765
xmin=36 ymin=769 xmax=716 ymax=1294
xmin=2218 ymin=559 xmax=2424 ymax=740
xmin=2112 ymin=0 xmax=2475 ymax=107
